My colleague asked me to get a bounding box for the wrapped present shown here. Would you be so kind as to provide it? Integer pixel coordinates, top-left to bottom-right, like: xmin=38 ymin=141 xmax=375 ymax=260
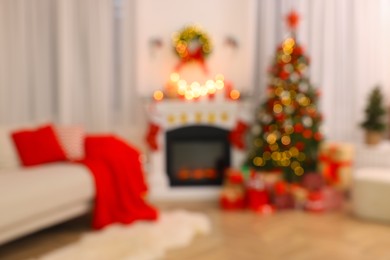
xmin=271 ymin=181 xmax=295 ymax=209
xmin=318 ymin=142 xmax=354 ymax=190
xmin=274 ymin=193 xmax=295 ymax=210
xmin=322 ymin=186 xmax=345 ymax=211
xmin=254 ymin=170 xmax=283 ymax=192
xmin=220 ymin=168 xmax=246 ymax=210
xmin=305 ymin=190 xmax=325 ymax=213
xmin=291 ymin=184 xmax=308 ymax=210
xmin=302 ymin=172 xmax=325 ymax=191
xmin=247 ymin=189 xmax=269 ymax=211
xmin=220 ymin=186 xmax=246 ymax=210
xmin=246 ymin=174 xmax=269 ymax=211
xmin=274 ymin=180 xmax=288 ymax=195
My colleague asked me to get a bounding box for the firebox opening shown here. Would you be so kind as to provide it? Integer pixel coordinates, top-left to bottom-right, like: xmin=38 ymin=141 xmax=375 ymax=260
xmin=166 ymin=125 xmax=231 ymax=187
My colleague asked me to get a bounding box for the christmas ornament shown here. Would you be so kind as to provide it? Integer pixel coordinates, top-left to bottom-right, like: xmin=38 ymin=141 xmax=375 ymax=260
xmin=172 ymin=25 xmax=212 ymax=73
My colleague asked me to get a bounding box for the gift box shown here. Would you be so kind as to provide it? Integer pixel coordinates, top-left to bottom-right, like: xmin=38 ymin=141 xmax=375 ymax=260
xmin=220 ymin=186 xmax=246 ymax=210
xmin=291 ymin=184 xmax=308 ymax=210
xmin=254 ymin=170 xmax=283 ymax=192
xmin=220 ymin=168 xmax=246 ymax=210
xmin=246 ymin=173 xmax=269 ymax=211
xmin=318 ymin=142 xmax=354 ymax=190
xmin=224 ymin=168 xmax=245 ymax=184
xmin=274 ymin=193 xmax=295 ymax=210
xmin=301 ymin=172 xmax=325 ymax=191
xmin=247 ymin=189 xmax=269 ymax=211
xmin=322 ymin=186 xmax=345 ymax=211
xmin=305 ymin=190 xmax=325 ymax=213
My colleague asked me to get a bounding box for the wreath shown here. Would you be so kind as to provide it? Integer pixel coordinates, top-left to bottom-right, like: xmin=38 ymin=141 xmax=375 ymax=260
xmin=172 ymin=25 xmax=212 ymax=64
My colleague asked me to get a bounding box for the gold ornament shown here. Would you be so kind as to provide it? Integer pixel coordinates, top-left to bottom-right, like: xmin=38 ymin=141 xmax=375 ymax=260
xmin=273 ymin=104 xmax=283 ymax=113
xmin=281 ymin=135 xmax=291 ymax=145
xmin=167 ymin=114 xmax=176 ymax=124
xmin=266 ymin=133 xmax=277 ymax=144
xmin=253 ymin=157 xmax=264 ymax=166
xmin=221 ymin=112 xmax=229 ymax=122
xmin=294 ymin=166 xmax=304 ymax=176
xmin=208 ymin=112 xmax=216 ymax=123
xmin=180 ymin=113 xmax=188 ymax=124
xmin=195 ymin=112 xmax=203 ymax=123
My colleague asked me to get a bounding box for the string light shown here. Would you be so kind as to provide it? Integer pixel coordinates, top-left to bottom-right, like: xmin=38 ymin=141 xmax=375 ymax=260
xmin=267 ymin=133 xmax=277 ymax=144
xmin=270 ymin=143 xmax=279 ymax=151
xmin=273 ymin=104 xmax=283 ymax=113
xmin=230 ymin=90 xmax=241 ymax=100
xmin=290 ymin=147 xmax=299 ymax=157
xmin=164 ymin=73 xmax=230 ymax=100
xmin=291 ymin=161 xmax=300 ymax=169
xmin=294 ymin=166 xmax=304 ymax=176
xmin=263 ymin=151 xmax=271 ymax=160
xmin=281 ymin=135 xmax=291 ymax=145
xmin=153 ymin=90 xmax=164 ymax=101
xmin=253 ymin=157 xmax=264 ymax=166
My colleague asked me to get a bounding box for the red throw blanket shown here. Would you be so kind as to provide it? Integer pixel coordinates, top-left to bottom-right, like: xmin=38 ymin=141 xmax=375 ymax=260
xmin=80 ymin=135 xmax=158 ymax=229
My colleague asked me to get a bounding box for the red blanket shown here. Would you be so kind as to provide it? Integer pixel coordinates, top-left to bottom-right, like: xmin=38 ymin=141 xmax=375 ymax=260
xmin=80 ymin=135 xmax=158 ymax=229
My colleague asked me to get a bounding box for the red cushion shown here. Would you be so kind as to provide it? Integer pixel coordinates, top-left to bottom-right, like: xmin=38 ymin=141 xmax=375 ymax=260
xmin=12 ymin=125 xmax=68 ymax=166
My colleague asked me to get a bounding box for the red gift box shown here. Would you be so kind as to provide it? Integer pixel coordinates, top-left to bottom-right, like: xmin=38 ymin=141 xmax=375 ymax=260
xmin=247 ymin=189 xmax=269 ymax=211
xmin=302 ymin=173 xmax=325 ymax=191
xmin=274 ymin=193 xmax=295 ymax=210
xmin=305 ymin=191 xmax=325 ymax=213
xmin=322 ymin=186 xmax=344 ymax=211
xmin=318 ymin=142 xmax=354 ymax=190
xmin=220 ymin=195 xmax=246 ymax=210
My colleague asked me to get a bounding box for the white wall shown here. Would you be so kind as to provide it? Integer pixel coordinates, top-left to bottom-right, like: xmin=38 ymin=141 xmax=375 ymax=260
xmin=135 ymin=0 xmax=257 ymax=96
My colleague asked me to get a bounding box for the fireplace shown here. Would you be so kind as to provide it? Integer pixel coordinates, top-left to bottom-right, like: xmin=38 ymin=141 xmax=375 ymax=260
xmin=145 ymin=100 xmax=250 ymax=200
xmin=166 ymin=126 xmax=231 ymax=187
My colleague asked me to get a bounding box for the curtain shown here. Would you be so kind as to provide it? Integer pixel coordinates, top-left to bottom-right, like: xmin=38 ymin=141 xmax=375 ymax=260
xmin=56 ymin=0 xmax=114 ymax=132
xmin=0 ymin=0 xmax=57 ymax=124
xmin=0 ymin=0 xmax=120 ymax=132
xmin=255 ymin=0 xmax=390 ymax=142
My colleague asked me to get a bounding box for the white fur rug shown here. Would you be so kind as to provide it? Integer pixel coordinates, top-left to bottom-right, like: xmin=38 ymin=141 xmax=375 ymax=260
xmin=39 ymin=210 xmax=211 ymax=260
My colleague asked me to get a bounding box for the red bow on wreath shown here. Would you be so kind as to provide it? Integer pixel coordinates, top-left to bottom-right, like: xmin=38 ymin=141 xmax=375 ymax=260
xmin=175 ymin=47 xmax=208 ymax=74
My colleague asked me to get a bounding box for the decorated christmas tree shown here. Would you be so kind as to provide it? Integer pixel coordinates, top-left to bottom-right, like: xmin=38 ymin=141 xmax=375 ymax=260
xmin=360 ymin=86 xmax=386 ymax=132
xmin=247 ymin=11 xmax=323 ymax=182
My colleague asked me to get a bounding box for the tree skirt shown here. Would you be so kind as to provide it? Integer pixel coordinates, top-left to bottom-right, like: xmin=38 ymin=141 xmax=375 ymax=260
xmin=40 ymin=210 xmax=211 ymax=260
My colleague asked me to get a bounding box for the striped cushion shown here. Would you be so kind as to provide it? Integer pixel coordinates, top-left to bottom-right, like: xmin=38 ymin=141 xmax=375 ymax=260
xmin=55 ymin=126 xmax=85 ymax=161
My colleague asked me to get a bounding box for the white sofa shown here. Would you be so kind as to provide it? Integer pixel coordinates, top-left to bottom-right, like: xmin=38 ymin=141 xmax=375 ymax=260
xmin=0 ymin=162 xmax=95 ymax=245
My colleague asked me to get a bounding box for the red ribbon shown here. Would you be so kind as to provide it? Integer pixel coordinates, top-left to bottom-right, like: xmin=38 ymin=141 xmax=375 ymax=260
xmin=318 ymin=146 xmax=351 ymax=184
xmin=175 ymin=47 xmax=208 ymax=74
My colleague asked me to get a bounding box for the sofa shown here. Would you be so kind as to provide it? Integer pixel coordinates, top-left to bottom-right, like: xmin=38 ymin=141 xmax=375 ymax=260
xmin=0 ymin=123 xmax=155 ymax=245
xmin=0 ymin=162 xmax=95 ymax=245
xmin=0 ymin=123 xmax=95 ymax=245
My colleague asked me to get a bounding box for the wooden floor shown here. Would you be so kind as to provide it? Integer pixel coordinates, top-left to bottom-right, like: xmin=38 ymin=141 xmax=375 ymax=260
xmin=1 ymin=200 xmax=390 ymax=260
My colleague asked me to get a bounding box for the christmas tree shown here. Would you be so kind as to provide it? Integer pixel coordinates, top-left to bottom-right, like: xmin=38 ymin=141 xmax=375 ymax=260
xmin=360 ymin=86 xmax=386 ymax=132
xmin=247 ymin=11 xmax=323 ymax=182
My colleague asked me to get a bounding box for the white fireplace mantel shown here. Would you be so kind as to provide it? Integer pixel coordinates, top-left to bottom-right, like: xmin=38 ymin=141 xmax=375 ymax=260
xmin=145 ymin=99 xmax=252 ymax=201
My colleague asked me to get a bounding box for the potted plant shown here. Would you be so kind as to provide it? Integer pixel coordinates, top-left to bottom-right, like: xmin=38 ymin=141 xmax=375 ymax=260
xmin=360 ymin=86 xmax=387 ymax=145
